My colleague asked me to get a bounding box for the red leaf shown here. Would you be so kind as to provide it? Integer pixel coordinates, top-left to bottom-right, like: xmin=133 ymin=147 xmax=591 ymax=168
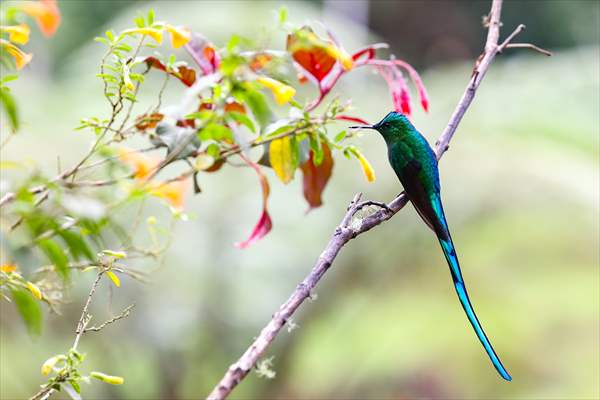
xmin=300 ymin=143 xmax=333 ymax=211
xmin=287 ymin=26 xmax=345 ymax=85
xmin=143 ymin=56 xmax=196 ymax=87
xmin=235 ymin=155 xmax=272 ymax=248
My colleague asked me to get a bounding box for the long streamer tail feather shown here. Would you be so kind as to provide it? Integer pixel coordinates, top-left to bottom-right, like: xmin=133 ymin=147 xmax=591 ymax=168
xmin=432 ymin=197 xmax=512 ymax=381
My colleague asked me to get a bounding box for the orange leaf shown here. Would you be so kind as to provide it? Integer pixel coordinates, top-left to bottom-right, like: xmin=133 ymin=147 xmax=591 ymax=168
xmin=118 ymin=148 xmax=159 ymax=181
xmin=300 ymin=143 xmax=333 ymax=211
xmin=149 ymin=179 xmax=187 ymax=210
xmin=135 ymin=112 xmax=164 ymax=131
xmin=249 ymin=53 xmax=273 ymax=71
xmin=235 ymin=155 xmax=272 ymax=248
xmin=224 ymin=100 xmax=245 ymax=114
xmin=20 ymin=0 xmax=60 ymax=37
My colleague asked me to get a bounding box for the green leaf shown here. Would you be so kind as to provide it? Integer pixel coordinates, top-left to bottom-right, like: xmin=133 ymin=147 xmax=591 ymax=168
xmin=219 ymin=54 xmax=245 ymax=76
xmin=184 ymin=110 xmax=214 ymax=121
xmin=225 ymin=111 xmax=256 ymax=133
xmin=11 ymin=289 xmax=42 ymax=336
xmin=309 ymin=133 xmax=324 ymax=166
xmin=290 ymin=135 xmax=300 ymax=171
xmin=58 ymin=230 xmax=94 ymax=261
xmin=198 ymin=123 xmax=233 ymax=141
xmin=63 ymin=382 xmax=82 ymax=400
xmin=105 ymin=30 xmax=115 ymax=42
xmin=0 ymin=74 xmax=18 ymax=84
xmin=334 ymin=130 xmax=347 ymax=142
xmin=134 ymin=15 xmax=145 ymax=28
xmin=206 ymin=143 xmax=220 ymax=159
xmin=147 ymin=9 xmax=155 ymax=25
xmin=0 ymin=88 xmax=18 ymax=133
xmin=234 ymin=88 xmax=272 ymax=129
xmin=114 ymin=43 xmax=133 ymax=52
xmin=278 ymin=6 xmax=288 ymax=24
xmin=38 ymin=239 xmax=70 ymax=281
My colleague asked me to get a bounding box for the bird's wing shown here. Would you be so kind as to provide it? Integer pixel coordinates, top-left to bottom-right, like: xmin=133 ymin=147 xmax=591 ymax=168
xmin=398 ymin=159 xmax=449 ymax=241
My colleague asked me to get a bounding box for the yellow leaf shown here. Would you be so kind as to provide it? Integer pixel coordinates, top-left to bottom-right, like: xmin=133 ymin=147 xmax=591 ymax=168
xmin=26 ymin=282 xmax=42 ymax=300
xmin=0 ymin=263 xmax=17 ymax=273
xmin=102 ymin=250 xmax=127 ymax=259
xmin=353 ymin=149 xmax=376 ymax=182
xmin=269 ymin=136 xmax=295 ymax=184
xmin=165 ymin=24 xmax=191 ymax=48
xmin=90 ymin=371 xmax=124 ymax=385
xmin=122 ymin=27 xmax=163 ymax=44
xmin=0 ymin=24 xmax=31 ymax=45
xmin=106 ymin=271 xmax=121 ymax=287
xmin=0 ymin=39 xmax=33 ymax=70
xmin=41 ymin=355 xmax=65 ymax=376
xmin=324 ymin=45 xmax=354 ymax=71
xmin=256 ymin=76 xmax=296 ymax=105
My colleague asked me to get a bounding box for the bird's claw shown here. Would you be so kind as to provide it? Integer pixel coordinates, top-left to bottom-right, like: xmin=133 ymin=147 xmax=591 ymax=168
xmin=355 ymin=200 xmax=393 ymax=214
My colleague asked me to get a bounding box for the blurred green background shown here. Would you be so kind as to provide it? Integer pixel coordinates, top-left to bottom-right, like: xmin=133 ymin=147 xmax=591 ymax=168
xmin=1 ymin=1 xmax=599 ymax=399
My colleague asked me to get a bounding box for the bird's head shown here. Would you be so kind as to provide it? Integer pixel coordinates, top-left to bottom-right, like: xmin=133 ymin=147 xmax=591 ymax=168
xmin=349 ymin=111 xmax=411 ymax=141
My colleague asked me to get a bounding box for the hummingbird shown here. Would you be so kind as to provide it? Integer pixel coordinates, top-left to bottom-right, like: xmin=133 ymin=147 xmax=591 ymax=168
xmin=350 ymin=111 xmax=511 ymax=381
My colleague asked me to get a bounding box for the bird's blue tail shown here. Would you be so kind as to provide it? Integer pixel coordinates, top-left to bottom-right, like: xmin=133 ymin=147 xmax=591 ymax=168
xmin=438 ymin=235 xmax=512 ymax=381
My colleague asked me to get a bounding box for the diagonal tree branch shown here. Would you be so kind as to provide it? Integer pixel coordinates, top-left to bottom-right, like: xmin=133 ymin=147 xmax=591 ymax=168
xmin=206 ymin=1 xmax=548 ymax=398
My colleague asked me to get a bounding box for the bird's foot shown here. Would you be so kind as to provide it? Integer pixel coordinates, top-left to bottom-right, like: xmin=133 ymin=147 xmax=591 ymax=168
xmin=355 ymin=200 xmax=394 ymax=214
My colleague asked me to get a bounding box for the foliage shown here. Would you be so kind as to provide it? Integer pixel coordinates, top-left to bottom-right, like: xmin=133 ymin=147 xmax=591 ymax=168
xmin=0 ymin=3 xmax=429 ymax=398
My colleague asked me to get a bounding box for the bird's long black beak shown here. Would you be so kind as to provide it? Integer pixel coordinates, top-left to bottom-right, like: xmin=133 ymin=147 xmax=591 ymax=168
xmin=349 ymin=125 xmax=375 ymax=130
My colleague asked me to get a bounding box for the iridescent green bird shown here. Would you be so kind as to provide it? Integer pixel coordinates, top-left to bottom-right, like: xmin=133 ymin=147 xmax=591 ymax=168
xmin=351 ymin=111 xmax=511 ymax=381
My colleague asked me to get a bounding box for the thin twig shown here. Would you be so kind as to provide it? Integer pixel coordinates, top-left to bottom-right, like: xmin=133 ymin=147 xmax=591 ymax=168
xmin=84 ymin=304 xmax=135 ymax=333
xmin=73 ymin=271 xmax=104 ymax=347
xmin=32 ymin=271 xmax=105 ymax=400
xmin=206 ymin=1 xmax=545 ymax=398
xmin=504 ymin=43 xmax=553 ymax=56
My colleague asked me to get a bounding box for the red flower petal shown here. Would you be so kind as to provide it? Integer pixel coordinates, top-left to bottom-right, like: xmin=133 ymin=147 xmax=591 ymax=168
xmin=335 ymin=115 xmax=370 ymax=125
xmin=235 ymin=155 xmax=272 ymax=248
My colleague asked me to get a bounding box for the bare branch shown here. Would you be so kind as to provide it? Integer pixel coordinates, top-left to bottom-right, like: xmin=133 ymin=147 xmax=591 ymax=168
xmin=84 ymin=304 xmax=135 ymax=333
xmin=504 ymin=43 xmax=553 ymax=56
xmin=497 ymin=23 xmax=526 ymax=51
xmin=206 ymin=0 xmax=549 ymax=398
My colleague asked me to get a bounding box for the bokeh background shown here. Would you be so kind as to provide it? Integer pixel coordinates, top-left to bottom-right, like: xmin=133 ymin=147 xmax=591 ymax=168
xmin=1 ymin=1 xmax=599 ymax=399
